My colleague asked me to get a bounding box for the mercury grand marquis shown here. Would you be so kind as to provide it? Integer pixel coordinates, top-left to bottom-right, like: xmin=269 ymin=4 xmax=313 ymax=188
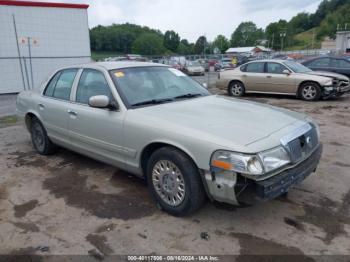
xmin=16 ymin=62 xmax=322 ymax=216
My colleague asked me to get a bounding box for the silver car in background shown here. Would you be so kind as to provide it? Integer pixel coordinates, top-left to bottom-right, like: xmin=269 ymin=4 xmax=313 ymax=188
xmin=17 ymin=62 xmax=322 ymax=216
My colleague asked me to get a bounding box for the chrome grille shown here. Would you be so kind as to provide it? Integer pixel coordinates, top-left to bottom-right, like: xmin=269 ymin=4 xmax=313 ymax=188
xmin=285 ymin=126 xmax=318 ymax=164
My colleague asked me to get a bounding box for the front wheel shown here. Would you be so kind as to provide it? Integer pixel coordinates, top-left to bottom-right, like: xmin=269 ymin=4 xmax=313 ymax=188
xmin=299 ymin=82 xmax=321 ymax=101
xmin=228 ymin=81 xmax=245 ymax=97
xmin=147 ymin=147 xmax=206 ymax=216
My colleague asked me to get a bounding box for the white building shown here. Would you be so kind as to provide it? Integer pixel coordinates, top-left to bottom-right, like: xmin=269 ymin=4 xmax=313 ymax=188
xmin=226 ymin=46 xmax=272 ymax=56
xmin=0 ymin=0 xmax=91 ymax=94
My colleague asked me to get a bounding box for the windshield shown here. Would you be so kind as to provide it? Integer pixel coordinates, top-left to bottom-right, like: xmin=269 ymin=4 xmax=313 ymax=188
xmin=110 ymin=66 xmax=210 ymax=107
xmin=188 ymin=61 xmax=201 ymax=66
xmin=284 ymin=61 xmax=312 ymax=73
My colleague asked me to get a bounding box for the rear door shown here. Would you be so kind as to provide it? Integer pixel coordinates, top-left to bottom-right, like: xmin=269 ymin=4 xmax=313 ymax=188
xmin=330 ymin=58 xmax=350 ymax=77
xmin=263 ymin=62 xmax=296 ymax=94
xmin=67 ymin=68 xmax=126 ymax=167
xmin=37 ymin=68 xmax=78 ymax=144
xmin=241 ymin=62 xmax=266 ymax=92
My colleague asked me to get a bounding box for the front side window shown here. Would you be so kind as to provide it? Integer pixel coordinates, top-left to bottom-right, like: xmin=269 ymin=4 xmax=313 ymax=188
xmin=51 ymin=69 xmax=78 ymax=100
xmin=284 ymin=61 xmax=312 ymax=73
xmin=245 ymin=62 xmax=264 ymax=73
xmin=266 ymin=63 xmax=287 ymax=74
xmin=76 ymin=69 xmax=112 ymax=104
xmin=110 ymin=67 xmax=209 ymax=107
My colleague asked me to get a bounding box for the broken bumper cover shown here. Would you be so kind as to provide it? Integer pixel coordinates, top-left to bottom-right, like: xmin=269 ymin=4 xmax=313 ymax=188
xmin=254 ymin=144 xmax=323 ymax=200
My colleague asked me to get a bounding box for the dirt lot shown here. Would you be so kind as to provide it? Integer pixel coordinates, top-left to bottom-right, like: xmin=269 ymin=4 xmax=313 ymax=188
xmin=0 ymin=92 xmax=350 ymax=260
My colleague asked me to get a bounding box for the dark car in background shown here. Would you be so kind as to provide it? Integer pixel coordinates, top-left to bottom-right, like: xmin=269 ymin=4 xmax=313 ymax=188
xmin=302 ymin=56 xmax=350 ymax=78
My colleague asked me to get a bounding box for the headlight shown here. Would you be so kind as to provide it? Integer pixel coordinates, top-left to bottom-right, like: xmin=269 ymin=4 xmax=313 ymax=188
xmin=258 ymin=146 xmax=290 ymax=173
xmin=211 ymin=150 xmax=263 ymax=175
xmin=211 ymin=146 xmax=290 ymax=176
xmin=324 ymin=80 xmax=333 ymax=86
xmin=306 ymin=118 xmax=320 ymax=139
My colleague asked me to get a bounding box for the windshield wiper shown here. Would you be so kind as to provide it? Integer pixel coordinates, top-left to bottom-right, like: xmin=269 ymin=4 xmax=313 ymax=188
xmin=174 ymin=93 xmax=204 ymax=99
xmin=131 ymin=98 xmax=174 ymax=107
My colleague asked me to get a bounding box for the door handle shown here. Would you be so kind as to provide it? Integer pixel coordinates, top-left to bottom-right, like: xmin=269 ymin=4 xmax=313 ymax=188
xmin=266 ymin=75 xmax=272 ymax=78
xmin=67 ymin=110 xmax=77 ymax=116
xmin=242 ymin=74 xmax=247 ymax=77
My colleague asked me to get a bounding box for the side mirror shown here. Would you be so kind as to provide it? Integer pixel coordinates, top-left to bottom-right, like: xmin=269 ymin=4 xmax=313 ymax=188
xmin=283 ymin=69 xmax=291 ymax=75
xmin=88 ymin=95 xmax=111 ymax=109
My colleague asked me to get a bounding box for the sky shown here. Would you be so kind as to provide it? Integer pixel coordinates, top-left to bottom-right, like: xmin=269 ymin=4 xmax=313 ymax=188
xmin=49 ymin=0 xmax=322 ymax=42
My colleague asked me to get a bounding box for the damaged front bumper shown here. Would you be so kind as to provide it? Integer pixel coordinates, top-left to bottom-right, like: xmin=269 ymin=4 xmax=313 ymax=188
xmin=323 ymin=84 xmax=350 ymax=98
xmin=202 ymin=144 xmax=322 ymax=205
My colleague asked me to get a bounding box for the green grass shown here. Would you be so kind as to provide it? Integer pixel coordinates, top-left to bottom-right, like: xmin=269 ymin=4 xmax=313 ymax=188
xmin=91 ymin=51 xmax=124 ymax=61
xmin=286 ymin=28 xmax=322 ymax=51
xmin=0 ymin=115 xmax=18 ymax=128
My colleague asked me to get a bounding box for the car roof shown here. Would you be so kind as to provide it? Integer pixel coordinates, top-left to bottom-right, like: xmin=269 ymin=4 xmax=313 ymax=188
xmin=59 ymin=61 xmax=168 ymax=71
xmin=244 ymin=59 xmax=287 ymax=63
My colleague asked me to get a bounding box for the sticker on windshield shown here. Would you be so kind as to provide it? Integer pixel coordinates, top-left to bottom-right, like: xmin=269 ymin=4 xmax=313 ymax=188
xmin=168 ymin=68 xmax=186 ymax=77
xmin=114 ymin=71 xmax=125 ymax=78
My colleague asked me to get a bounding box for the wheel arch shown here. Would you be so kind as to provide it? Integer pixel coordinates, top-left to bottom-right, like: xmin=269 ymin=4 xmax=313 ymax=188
xmin=228 ymin=79 xmax=245 ymax=89
xmin=140 ymin=141 xmax=199 ymax=177
xmin=297 ymin=80 xmax=322 ymax=96
xmin=24 ymin=111 xmax=42 ymax=132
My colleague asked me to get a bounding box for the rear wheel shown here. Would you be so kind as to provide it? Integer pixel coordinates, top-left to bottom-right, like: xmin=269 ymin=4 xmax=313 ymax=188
xmin=228 ymin=81 xmax=245 ymax=97
xmin=299 ymin=82 xmax=321 ymax=101
xmin=147 ymin=147 xmax=206 ymax=216
xmin=30 ymin=117 xmax=57 ymax=155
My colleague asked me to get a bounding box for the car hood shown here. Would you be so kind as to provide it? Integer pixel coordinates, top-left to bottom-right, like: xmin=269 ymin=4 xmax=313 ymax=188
xmin=129 ymin=95 xmax=308 ymax=152
xmin=307 ymin=71 xmax=349 ymax=80
xmin=187 ymin=66 xmax=204 ymax=71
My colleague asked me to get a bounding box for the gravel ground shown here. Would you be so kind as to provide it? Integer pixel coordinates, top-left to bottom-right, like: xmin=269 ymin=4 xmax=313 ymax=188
xmin=0 ymin=91 xmax=349 ymax=260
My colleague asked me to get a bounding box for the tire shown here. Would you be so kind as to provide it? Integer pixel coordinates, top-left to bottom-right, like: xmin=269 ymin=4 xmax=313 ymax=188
xmin=146 ymin=147 xmax=206 ymax=216
xmin=30 ymin=117 xmax=57 ymax=155
xmin=299 ymin=82 xmax=321 ymax=101
xmin=228 ymin=81 xmax=245 ymax=97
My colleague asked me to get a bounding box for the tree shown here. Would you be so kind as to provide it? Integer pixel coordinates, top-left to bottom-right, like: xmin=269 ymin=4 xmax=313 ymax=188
xmin=265 ymin=20 xmax=288 ymax=50
xmin=230 ymin=22 xmax=264 ymax=47
xmin=132 ymin=33 xmax=165 ymax=55
xmin=177 ymin=39 xmax=193 ymax=55
xmin=213 ymin=35 xmax=229 ymax=53
xmin=317 ymin=3 xmax=350 ymax=39
xmin=194 ymin=36 xmax=207 ymax=54
xmin=163 ymin=30 xmax=180 ymax=52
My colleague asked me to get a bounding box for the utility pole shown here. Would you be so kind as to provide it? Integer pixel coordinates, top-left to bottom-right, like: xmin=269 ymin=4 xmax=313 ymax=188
xmin=280 ymin=32 xmax=286 ymax=52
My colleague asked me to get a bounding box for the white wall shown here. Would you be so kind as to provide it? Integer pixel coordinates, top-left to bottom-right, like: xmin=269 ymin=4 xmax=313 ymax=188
xmin=0 ymin=5 xmax=91 ymax=93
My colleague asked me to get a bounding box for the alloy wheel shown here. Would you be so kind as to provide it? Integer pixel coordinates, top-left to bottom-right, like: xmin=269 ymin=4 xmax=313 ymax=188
xmin=152 ymin=160 xmax=186 ymax=206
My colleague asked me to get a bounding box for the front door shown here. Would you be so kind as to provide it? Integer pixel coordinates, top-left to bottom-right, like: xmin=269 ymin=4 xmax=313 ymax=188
xmin=67 ymin=68 xmax=126 ymax=167
xmin=263 ymin=62 xmax=296 ymax=94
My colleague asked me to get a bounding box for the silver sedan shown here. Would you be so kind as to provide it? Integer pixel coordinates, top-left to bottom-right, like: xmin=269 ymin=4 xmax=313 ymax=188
xmin=17 ymin=62 xmax=322 ymax=216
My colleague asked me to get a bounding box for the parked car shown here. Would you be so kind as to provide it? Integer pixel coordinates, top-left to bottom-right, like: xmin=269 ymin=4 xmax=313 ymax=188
xmin=184 ymin=61 xmax=205 ymax=76
xmin=214 ymin=58 xmax=234 ymax=71
xmin=216 ymin=60 xmax=350 ymax=101
xmin=302 ymin=56 xmax=350 ymax=78
xmin=17 ymin=62 xmax=322 ymax=216
xmin=197 ymin=59 xmax=209 ymax=72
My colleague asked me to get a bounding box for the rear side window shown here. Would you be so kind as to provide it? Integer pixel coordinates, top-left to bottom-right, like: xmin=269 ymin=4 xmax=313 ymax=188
xmin=53 ymin=69 xmax=78 ymax=100
xmin=76 ymin=69 xmax=112 ymax=104
xmin=245 ymin=62 xmax=264 ymax=73
xmin=44 ymin=72 xmax=61 ymax=97
xmin=331 ymin=59 xmax=350 ymax=68
xmin=44 ymin=69 xmax=78 ymax=100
